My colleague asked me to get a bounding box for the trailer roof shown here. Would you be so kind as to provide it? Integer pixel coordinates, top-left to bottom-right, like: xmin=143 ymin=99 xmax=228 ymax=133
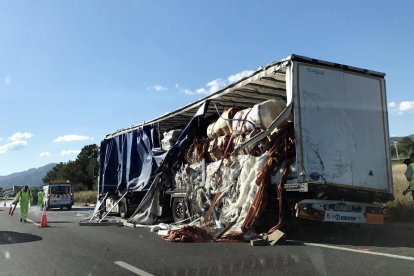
xmin=105 ymin=54 xmax=385 ymax=139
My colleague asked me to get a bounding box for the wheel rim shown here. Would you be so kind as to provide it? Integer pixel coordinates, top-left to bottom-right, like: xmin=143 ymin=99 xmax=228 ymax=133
xmin=175 ymin=201 xmax=184 ymax=219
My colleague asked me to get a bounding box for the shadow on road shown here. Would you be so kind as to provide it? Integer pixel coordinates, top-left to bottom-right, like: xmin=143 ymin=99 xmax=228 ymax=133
xmin=286 ymin=221 xmax=414 ymax=248
xmin=48 ymin=207 xmax=94 ymax=212
xmin=0 ymin=231 xmax=42 ymax=245
xmin=72 ymin=207 xmax=94 ymax=212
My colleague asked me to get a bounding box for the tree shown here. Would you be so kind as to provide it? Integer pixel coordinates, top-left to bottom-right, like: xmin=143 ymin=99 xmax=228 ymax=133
xmin=398 ymin=137 xmax=414 ymax=158
xmin=43 ymin=144 xmax=99 ymax=191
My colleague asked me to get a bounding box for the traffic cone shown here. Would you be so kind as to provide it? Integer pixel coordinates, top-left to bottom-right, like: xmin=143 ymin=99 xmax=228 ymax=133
xmin=8 ymin=204 xmax=12 ymax=215
xmin=40 ymin=207 xmax=48 ymax=227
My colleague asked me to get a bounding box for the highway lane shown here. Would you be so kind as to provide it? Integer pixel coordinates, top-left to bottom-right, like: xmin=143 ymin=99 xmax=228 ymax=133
xmin=2 ymin=203 xmax=414 ymax=275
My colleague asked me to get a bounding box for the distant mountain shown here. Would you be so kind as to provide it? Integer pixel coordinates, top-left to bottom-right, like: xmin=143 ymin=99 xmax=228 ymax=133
xmin=0 ymin=163 xmax=57 ymax=189
xmin=390 ymin=134 xmax=414 ymax=142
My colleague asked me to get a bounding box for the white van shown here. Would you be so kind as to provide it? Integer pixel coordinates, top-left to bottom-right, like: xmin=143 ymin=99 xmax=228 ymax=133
xmin=43 ymin=183 xmax=74 ymax=210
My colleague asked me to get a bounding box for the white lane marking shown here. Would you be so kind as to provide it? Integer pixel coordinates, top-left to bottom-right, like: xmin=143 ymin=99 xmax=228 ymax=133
xmin=25 ymin=218 xmax=40 ymax=226
xmin=289 ymin=240 xmax=414 ymax=262
xmin=114 ymin=261 xmax=154 ymax=276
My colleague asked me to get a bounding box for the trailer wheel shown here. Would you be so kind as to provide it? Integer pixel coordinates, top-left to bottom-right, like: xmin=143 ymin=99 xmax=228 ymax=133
xmin=119 ymin=198 xmax=130 ymax=219
xmin=172 ymin=198 xmax=187 ymax=223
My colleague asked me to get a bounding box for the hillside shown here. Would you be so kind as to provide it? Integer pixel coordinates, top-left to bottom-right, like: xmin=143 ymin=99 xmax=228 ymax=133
xmin=0 ymin=163 xmax=56 ymax=189
xmin=390 ymin=134 xmax=414 ymax=142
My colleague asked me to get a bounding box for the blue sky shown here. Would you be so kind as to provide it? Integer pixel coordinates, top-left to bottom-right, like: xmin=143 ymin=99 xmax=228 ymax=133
xmin=0 ymin=0 xmax=413 ymax=175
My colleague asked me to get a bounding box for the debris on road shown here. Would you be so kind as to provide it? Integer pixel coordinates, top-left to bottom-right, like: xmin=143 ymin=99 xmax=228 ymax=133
xmin=250 ymin=238 xmax=267 ymax=246
xmin=264 ymin=229 xmax=286 ymax=246
xmin=163 ymin=226 xmax=214 ymax=242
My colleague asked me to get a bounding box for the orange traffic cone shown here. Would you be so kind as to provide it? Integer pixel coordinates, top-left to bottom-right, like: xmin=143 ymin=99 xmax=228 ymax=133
xmin=8 ymin=204 xmax=12 ymax=215
xmin=40 ymin=207 xmax=48 ymax=227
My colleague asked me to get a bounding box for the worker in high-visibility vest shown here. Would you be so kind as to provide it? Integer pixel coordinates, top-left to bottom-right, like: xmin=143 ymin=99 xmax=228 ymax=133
xmin=405 ymin=154 xmax=414 ymax=200
xmin=13 ymin=186 xmax=33 ymax=222
xmin=37 ymin=190 xmax=44 ymax=210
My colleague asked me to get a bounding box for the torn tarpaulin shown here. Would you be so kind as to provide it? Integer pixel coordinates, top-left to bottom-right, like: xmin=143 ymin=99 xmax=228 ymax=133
xmin=98 ymin=125 xmax=163 ymax=195
xmin=127 ymin=102 xmax=209 ymax=224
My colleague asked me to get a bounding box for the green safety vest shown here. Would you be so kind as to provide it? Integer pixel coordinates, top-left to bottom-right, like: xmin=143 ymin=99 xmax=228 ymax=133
xmin=15 ymin=190 xmax=32 ymax=204
xmin=410 ymin=163 xmax=414 ymax=190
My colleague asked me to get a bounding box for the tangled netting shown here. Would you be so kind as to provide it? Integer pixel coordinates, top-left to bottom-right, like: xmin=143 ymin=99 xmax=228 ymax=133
xmin=164 ymin=123 xmax=295 ymax=242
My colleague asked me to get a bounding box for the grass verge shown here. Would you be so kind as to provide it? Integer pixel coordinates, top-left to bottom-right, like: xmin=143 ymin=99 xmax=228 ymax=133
xmin=385 ymin=164 xmax=414 ymax=220
xmin=74 ymin=190 xmax=98 ymax=204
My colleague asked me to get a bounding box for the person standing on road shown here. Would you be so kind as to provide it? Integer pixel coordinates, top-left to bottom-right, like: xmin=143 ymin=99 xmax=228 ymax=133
xmin=37 ymin=190 xmax=44 ymax=210
xmin=405 ymin=154 xmax=414 ymax=200
xmin=13 ymin=186 xmax=33 ymax=222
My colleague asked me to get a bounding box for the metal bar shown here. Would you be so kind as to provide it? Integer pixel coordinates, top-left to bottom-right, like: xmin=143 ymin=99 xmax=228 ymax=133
xmin=89 ymin=192 xmax=108 ymax=222
xmin=214 ymin=220 xmax=237 ymax=239
xmin=231 ymin=91 xmax=284 ymax=101
xmin=98 ymin=191 xmax=128 ymax=223
xmin=236 ymin=87 xmax=286 ymax=96
xmin=260 ymin=76 xmax=286 ymax=84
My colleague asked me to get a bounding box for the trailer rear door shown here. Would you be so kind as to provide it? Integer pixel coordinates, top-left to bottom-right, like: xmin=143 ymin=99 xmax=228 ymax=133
xmin=292 ymin=62 xmax=392 ymax=193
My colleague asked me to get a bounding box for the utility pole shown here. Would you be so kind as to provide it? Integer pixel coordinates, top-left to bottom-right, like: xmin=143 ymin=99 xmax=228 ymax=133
xmin=394 ymin=141 xmax=399 ymax=159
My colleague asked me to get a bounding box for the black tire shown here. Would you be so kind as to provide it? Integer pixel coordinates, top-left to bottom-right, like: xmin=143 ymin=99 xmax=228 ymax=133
xmin=119 ymin=198 xmax=128 ymax=219
xmin=60 ymin=206 xmax=63 ymax=210
xmin=67 ymin=205 xmax=72 ymax=210
xmin=172 ymin=197 xmax=188 ymax=223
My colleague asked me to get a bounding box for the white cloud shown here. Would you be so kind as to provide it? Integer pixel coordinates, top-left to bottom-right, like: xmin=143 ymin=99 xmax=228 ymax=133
xmin=0 ymin=140 xmax=27 ymax=154
xmin=40 ymin=152 xmax=51 ymax=157
xmin=195 ymin=88 xmax=207 ymax=94
xmin=183 ymin=69 xmax=253 ymax=96
xmin=399 ymin=101 xmax=414 ymax=112
xmin=9 ymin=132 xmax=33 ymax=141
xmin=227 ymin=70 xmax=254 ymax=83
xmin=183 ymin=89 xmax=195 ymax=95
xmin=61 ymin=150 xmax=81 ymax=156
xmin=53 ymin=135 xmax=93 ymax=142
xmin=388 ymin=102 xmax=397 ymax=109
xmin=206 ymin=79 xmax=227 ymax=93
xmin=148 ymin=84 xmax=168 ymax=92
xmin=0 ymin=131 xmax=32 ymax=155
xmin=388 ymin=100 xmax=414 ymax=115
xmin=4 ymin=76 xmax=12 ymax=86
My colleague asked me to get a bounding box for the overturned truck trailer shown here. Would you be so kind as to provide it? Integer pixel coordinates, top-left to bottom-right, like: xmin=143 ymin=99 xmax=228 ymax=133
xmin=98 ymin=54 xmax=393 ymax=235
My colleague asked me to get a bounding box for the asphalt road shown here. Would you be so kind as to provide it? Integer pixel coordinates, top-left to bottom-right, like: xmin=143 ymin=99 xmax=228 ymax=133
xmin=2 ymin=201 xmax=414 ymax=276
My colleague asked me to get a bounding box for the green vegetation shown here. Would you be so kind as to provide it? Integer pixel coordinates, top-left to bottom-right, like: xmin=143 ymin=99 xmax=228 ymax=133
xmin=43 ymin=144 xmax=99 ymax=191
xmin=391 ymin=136 xmax=414 ymax=159
xmin=74 ymin=190 xmax=98 ymax=204
xmin=385 ymin=164 xmax=414 ymax=220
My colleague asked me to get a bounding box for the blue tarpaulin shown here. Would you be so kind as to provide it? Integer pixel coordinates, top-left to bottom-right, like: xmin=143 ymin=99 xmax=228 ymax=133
xmin=98 ymin=102 xmax=208 ymax=201
xmin=98 ymin=125 xmax=163 ymax=195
